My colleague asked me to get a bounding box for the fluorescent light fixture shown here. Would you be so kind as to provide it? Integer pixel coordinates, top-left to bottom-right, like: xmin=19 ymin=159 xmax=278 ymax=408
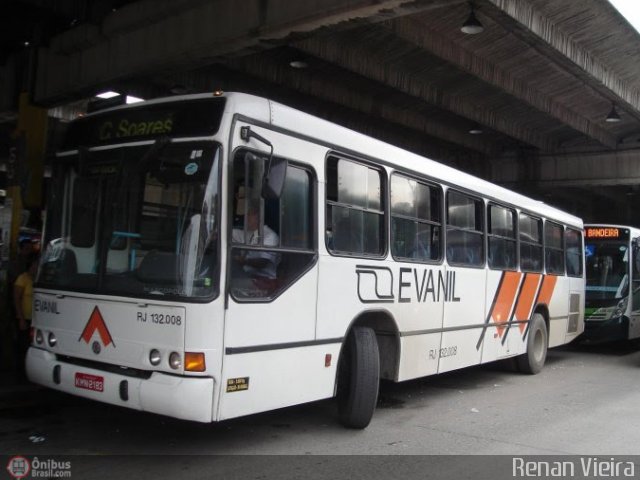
xmin=461 ymin=4 xmax=484 ymax=34
xmin=96 ymin=91 xmax=120 ymax=99
xmin=126 ymin=95 xmax=144 ymax=104
xmin=605 ymin=103 xmax=621 ymax=123
xmin=289 ymin=60 xmax=309 ymax=69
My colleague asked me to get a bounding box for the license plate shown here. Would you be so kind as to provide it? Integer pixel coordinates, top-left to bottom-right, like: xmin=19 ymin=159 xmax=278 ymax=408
xmin=74 ymin=372 xmax=104 ymax=392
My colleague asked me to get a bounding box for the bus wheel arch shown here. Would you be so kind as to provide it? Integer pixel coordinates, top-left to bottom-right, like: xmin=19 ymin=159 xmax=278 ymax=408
xmin=336 ymin=311 xmax=399 ymax=428
xmin=516 ymin=307 xmax=549 ymax=374
xmin=534 ymin=304 xmax=550 ymax=335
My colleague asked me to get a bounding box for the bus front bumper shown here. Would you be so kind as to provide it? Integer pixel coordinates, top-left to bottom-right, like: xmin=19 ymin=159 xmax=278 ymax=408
xmin=26 ymin=347 xmax=215 ymax=423
xmin=581 ymin=316 xmax=628 ymax=344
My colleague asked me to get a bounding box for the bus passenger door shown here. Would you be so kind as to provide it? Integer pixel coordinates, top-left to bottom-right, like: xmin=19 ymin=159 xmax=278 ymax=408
xmin=220 ymin=134 xmax=322 ymax=420
xmin=629 ymin=240 xmax=640 ymax=339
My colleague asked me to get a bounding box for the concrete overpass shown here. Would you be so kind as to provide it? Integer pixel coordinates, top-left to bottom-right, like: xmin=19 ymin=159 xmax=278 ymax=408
xmin=2 ymin=0 xmax=640 ymax=223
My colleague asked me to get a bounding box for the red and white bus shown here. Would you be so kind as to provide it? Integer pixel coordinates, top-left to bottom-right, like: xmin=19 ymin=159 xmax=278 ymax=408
xmin=28 ymin=92 xmax=584 ymax=428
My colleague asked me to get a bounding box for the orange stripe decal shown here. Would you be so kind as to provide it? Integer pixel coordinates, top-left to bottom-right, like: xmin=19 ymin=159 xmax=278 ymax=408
xmin=537 ymin=275 xmax=558 ymax=306
xmin=491 ymin=271 xmax=522 ymax=337
xmin=514 ymin=273 xmax=542 ymax=332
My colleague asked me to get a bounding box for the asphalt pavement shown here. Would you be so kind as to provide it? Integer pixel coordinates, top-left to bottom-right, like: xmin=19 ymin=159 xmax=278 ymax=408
xmin=2 ymin=342 xmax=640 ymax=479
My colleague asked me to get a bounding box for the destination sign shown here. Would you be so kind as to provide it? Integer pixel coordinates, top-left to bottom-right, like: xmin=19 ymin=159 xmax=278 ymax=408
xmin=62 ymin=97 xmax=226 ymax=149
xmin=585 ymin=226 xmax=629 ymax=240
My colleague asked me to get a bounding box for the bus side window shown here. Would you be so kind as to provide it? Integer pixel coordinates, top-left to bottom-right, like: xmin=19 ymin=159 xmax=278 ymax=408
xmin=545 ymin=221 xmax=565 ymax=275
xmin=446 ymin=190 xmax=484 ymax=267
xmin=390 ymin=173 xmax=442 ymax=263
xmin=488 ymin=203 xmax=517 ymax=271
xmin=230 ymin=149 xmax=315 ymax=301
xmin=325 ymin=156 xmax=385 ymax=257
xmin=565 ymin=228 xmax=583 ymax=277
xmin=520 ymin=213 xmax=543 ymax=273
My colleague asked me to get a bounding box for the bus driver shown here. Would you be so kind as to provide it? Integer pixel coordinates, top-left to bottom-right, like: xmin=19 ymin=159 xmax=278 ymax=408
xmin=232 ymin=202 xmax=280 ymax=294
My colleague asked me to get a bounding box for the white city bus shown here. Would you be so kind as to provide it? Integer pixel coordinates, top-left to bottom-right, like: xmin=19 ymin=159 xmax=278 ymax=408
xmin=583 ymin=224 xmax=640 ymax=343
xmin=27 ymin=92 xmax=584 ymax=428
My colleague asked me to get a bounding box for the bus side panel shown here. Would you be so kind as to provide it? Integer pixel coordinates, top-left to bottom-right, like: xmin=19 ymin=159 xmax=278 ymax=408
xmin=629 ymin=290 xmax=640 ymax=340
xmin=437 ymin=267 xmax=486 ymax=373
xmin=315 ymin=256 xmax=420 ymax=338
xmin=217 ymin=344 xmax=340 ymax=421
xmin=566 ymin=275 xmax=585 ymax=343
xmin=547 ymin=276 xmax=570 ymax=348
xmin=480 ymin=270 xmax=527 ymax=364
xmin=316 ymin=256 xmax=446 ymax=381
xmin=630 ymin=236 xmax=640 ymax=340
xmin=183 ymin=300 xmax=226 ymax=419
xmin=224 ymin=270 xmax=318 ymax=350
xmin=221 ymin=271 xmax=321 ymax=419
xmin=390 ymin=262 xmax=445 ymax=381
xmin=397 ymin=334 xmax=441 ymax=381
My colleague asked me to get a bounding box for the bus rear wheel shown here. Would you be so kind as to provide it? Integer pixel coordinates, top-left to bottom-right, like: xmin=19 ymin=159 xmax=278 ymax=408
xmin=516 ymin=313 xmax=548 ymax=374
xmin=337 ymin=326 xmax=380 ymax=429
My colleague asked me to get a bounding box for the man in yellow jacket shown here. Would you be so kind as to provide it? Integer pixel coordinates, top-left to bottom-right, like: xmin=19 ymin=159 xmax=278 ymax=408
xmin=13 ymin=254 xmax=38 ymax=382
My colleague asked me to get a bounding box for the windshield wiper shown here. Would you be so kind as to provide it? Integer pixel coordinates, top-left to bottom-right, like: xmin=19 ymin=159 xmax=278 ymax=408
xmin=137 ymin=136 xmax=170 ymax=173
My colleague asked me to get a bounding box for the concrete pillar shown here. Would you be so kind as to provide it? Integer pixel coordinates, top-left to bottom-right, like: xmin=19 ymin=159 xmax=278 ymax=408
xmin=1 ymin=92 xmax=47 ymax=371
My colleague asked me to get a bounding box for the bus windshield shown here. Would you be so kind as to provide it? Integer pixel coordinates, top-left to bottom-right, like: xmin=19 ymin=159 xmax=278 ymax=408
xmin=38 ymin=141 xmax=220 ymax=300
xmin=585 ymin=241 xmax=629 ymax=301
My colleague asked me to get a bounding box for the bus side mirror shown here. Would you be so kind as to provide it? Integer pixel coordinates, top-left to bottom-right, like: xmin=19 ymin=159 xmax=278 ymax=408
xmin=262 ymin=157 xmax=287 ymax=200
xmin=239 ymin=126 xmax=287 ymax=200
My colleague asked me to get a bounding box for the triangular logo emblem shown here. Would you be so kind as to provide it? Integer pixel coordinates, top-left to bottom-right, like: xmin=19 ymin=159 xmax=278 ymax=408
xmin=79 ymin=306 xmax=115 ymax=348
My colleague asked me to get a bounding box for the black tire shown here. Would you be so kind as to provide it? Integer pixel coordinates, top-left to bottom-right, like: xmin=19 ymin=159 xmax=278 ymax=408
xmin=628 ymin=337 xmax=640 ymax=350
xmin=337 ymin=326 xmax=380 ymax=429
xmin=516 ymin=313 xmax=548 ymax=374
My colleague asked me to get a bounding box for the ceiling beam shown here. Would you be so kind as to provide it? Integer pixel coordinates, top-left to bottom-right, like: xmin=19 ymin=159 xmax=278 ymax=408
xmin=32 ymin=0 xmax=467 ymax=104
xmin=388 ymin=15 xmax=618 ymax=149
xmin=162 ymin=55 xmax=494 ymax=155
xmin=149 ymin=62 xmax=491 ymax=169
xmin=489 ymin=0 xmax=640 ymax=116
xmin=295 ymin=31 xmax=554 ymax=150
xmin=232 ymin=54 xmax=498 ymax=154
xmin=493 ymin=147 xmax=640 ymax=187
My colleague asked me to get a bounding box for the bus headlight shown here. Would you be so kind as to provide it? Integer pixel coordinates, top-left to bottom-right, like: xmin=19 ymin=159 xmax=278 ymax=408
xmin=35 ymin=329 xmax=44 ymax=345
xmin=169 ymin=352 xmax=182 ymax=370
xmin=47 ymin=332 xmax=57 ymax=347
xmin=149 ymin=349 xmax=162 ymax=366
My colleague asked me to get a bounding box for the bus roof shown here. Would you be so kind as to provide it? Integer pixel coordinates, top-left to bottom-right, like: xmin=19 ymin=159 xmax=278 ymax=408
xmin=250 ymin=93 xmax=580 ymax=229
xmin=65 ymin=91 xmax=583 ymax=228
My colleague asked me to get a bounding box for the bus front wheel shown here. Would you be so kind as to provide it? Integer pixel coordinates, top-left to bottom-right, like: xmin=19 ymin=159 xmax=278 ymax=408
xmin=337 ymin=326 xmax=380 ymax=429
xmin=517 ymin=313 xmax=548 ymax=374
